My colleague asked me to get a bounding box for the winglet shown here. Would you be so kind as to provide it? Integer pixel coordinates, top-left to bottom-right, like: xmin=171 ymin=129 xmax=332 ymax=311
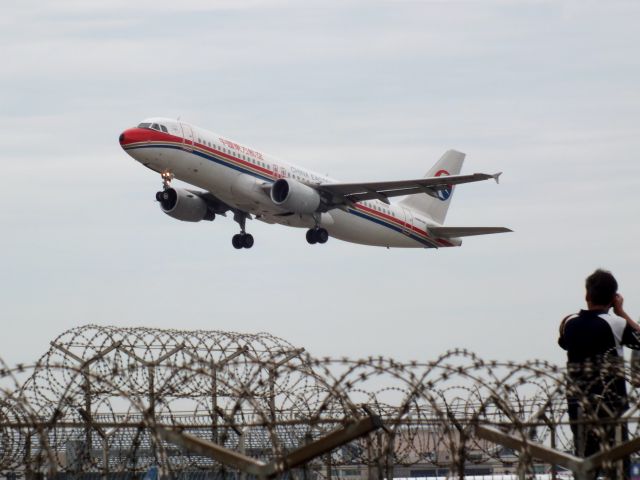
xmin=493 ymin=172 xmax=502 ymax=184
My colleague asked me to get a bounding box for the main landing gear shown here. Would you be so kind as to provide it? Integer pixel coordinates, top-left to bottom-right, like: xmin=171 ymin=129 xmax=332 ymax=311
xmin=232 ymin=233 xmax=254 ymax=249
xmin=306 ymin=227 xmax=329 ymax=245
xmin=232 ymin=211 xmax=254 ymax=249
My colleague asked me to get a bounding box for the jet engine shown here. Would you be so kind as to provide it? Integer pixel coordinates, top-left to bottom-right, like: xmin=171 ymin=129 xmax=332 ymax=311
xmin=156 ymin=188 xmax=215 ymax=222
xmin=270 ymin=178 xmax=321 ymax=214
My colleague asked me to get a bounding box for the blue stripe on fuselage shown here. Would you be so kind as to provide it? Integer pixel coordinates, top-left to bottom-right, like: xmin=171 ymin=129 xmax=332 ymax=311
xmin=348 ymin=209 xmax=435 ymax=248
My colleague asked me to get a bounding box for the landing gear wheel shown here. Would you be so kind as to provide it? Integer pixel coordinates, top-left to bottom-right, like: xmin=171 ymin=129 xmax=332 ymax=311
xmin=316 ymin=228 xmax=329 ymax=244
xmin=155 ymin=191 xmax=163 ymax=201
xmin=242 ymin=234 xmax=254 ymax=249
xmin=306 ymin=229 xmax=318 ymax=245
xmin=232 ymin=234 xmax=243 ymax=249
xmin=232 ymin=233 xmax=254 ymax=249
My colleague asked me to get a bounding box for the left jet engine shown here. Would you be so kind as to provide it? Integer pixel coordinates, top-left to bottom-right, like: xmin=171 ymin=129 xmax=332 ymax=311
xmin=156 ymin=188 xmax=215 ymax=222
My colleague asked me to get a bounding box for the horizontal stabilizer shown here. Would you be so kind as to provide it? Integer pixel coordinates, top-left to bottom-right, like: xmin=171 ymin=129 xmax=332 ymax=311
xmin=429 ymin=227 xmax=512 ymax=238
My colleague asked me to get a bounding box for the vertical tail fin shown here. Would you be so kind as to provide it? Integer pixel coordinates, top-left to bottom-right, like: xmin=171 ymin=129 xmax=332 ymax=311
xmin=400 ymin=149 xmax=465 ymax=224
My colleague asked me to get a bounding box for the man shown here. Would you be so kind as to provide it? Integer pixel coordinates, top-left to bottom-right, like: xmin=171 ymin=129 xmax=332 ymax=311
xmin=558 ymin=269 xmax=640 ymax=476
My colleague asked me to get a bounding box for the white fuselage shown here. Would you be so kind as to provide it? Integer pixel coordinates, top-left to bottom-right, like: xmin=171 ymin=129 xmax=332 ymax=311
xmin=120 ymin=118 xmax=457 ymax=248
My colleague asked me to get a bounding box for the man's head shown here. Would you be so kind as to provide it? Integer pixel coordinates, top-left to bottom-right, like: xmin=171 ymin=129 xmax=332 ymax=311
xmin=585 ymin=269 xmax=618 ymax=308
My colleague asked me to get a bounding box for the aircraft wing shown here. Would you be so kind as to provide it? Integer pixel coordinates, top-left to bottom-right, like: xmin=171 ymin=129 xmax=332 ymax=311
xmin=429 ymin=226 xmax=512 ymax=238
xmin=318 ymin=172 xmax=501 ymax=205
xmin=188 ymin=189 xmax=233 ymax=216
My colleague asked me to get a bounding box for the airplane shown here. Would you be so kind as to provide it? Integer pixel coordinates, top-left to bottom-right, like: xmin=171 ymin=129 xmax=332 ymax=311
xmin=119 ymin=118 xmax=511 ymax=250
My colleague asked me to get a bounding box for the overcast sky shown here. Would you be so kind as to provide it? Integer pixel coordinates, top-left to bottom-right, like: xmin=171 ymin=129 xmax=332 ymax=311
xmin=1 ymin=0 xmax=639 ymax=366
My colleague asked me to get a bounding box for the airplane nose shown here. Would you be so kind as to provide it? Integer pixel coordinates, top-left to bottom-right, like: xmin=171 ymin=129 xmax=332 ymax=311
xmin=119 ymin=127 xmax=150 ymax=148
xmin=119 ymin=128 xmax=139 ymax=148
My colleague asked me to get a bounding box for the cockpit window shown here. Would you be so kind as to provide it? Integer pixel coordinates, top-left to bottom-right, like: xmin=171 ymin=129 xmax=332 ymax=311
xmin=138 ymin=122 xmax=169 ymax=133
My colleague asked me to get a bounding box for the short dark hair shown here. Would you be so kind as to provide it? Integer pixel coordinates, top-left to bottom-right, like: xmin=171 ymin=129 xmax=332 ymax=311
xmin=586 ymin=269 xmax=618 ymax=306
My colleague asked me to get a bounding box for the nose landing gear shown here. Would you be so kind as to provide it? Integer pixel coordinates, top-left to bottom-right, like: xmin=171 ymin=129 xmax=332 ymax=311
xmin=161 ymin=171 xmax=174 ymax=188
xmin=306 ymin=227 xmax=329 ymax=245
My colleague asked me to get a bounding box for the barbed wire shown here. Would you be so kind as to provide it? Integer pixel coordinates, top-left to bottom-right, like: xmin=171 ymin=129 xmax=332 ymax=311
xmin=0 ymin=325 xmax=638 ymax=478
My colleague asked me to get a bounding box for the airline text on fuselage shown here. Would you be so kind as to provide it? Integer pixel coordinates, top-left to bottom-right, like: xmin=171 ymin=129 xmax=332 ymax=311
xmin=220 ymin=138 xmax=264 ymax=161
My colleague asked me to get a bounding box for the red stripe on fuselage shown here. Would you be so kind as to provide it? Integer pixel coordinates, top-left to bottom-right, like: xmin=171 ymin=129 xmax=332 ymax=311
xmin=121 ymin=128 xmax=275 ymax=178
xmin=355 ymin=204 xmax=452 ymax=247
